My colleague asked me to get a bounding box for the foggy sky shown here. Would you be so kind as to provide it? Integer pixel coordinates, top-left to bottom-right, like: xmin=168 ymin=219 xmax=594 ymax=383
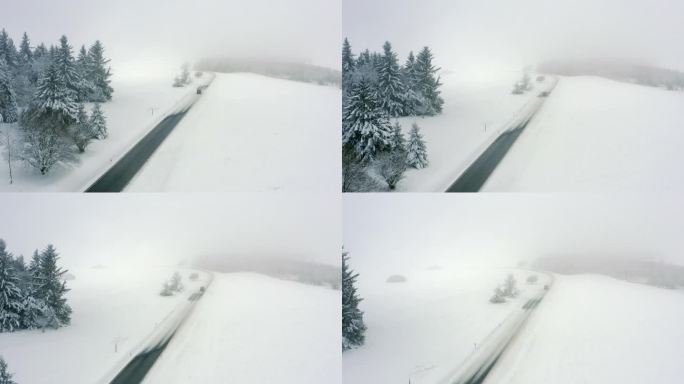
xmin=344 ymin=0 xmax=684 ymax=73
xmin=344 ymin=194 xmax=684 ymax=277
xmin=0 ymin=193 xmax=340 ymax=268
xmin=3 ymin=0 xmax=340 ymax=79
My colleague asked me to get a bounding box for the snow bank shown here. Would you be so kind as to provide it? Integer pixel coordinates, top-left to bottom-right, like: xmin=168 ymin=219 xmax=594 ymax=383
xmin=126 ymin=73 xmax=341 ymax=192
xmin=144 ymin=272 xmax=340 ymax=384
xmin=393 ymin=71 xmax=542 ymax=191
xmin=343 ymin=267 xmax=537 ymax=384
xmin=485 ymin=76 xmax=684 ymax=191
xmin=0 ymin=76 xmax=198 ymax=191
xmin=487 ymin=274 xmax=684 ymax=383
xmin=0 ymin=266 xmax=206 ymax=384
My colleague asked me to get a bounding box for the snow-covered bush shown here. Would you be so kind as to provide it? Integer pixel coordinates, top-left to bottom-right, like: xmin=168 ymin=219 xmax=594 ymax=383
xmin=376 ymin=147 xmax=407 ymax=190
xmin=159 ymin=282 xmax=174 ymax=297
xmin=173 ymin=63 xmax=192 ymax=87
xmin=526 ymin=275 xmax=538 ymax=284
xmin=189 ymin=272 xmax=199 ymax=281
xmin=490 ymin=285 xmax=507 ymax=304
xmin=503 ymin=274 xmax=520 ymax=298
xmin=386 ymin=274 xmax=407 ymax=283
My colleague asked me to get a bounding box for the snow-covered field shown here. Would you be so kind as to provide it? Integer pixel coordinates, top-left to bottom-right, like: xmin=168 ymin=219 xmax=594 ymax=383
xmin=0 ymin=75 xmax=198 ymax=191
xmin=393 ymin=71 xmax=544 ymax=192
xmin=0 ymin=266 xmax=206 ymax=384
xmin=485 ymin=76 xmax=684 ymax=191
xmin=144 ymin=272 xmax=340 ymax=384
xmin=342 ymin=266 xmax=539 ymax=384
xmin=487 ymin=274 xmax=684 ymax=383
xmin=126 ymin=73 xmax=341 ymax=192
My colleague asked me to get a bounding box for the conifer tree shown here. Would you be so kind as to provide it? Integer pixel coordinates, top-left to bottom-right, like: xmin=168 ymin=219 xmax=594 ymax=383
xmin=401 ymin=51 xmax=422 ymax=115
xmin=0 ymin=240 xmax=23 ymax=332
xmin=342 ymin=38 xmax=355 ymax=92
xmin=376 ymin=41 xmax=405 ymax=117
xmin=89 ymin=103 xmax=107 ymax=139
xmin=86 ymin=41 xmax=113 ymax=101
xmin=406 ymin=123 xmax=429 ymax=169
xmin=35 ymin=245 xmax=71 ymax=327
xmin=0 ymin=59 xmax=19 ymax=124
xmin=55 ymin=35 xmax=85 ymax=102
xmin=70 ymin=103 xmax=94 ymax=152
xmin=0 ymin=356 xmax=17 ymax=384
xmin=35 ymin=58 xmax=79 ymax=124
xmin=342 ymin=249 xmax=366 ymax=350
xmin=19 ymin=32 xmax=32 ymax=66
xmin=342 ymin=77 xmax=392 ymax=163
xmin=415 ymin=47 xmax=444 ymax=115
xmin=390 ymin=121 xmax=405 ymax=150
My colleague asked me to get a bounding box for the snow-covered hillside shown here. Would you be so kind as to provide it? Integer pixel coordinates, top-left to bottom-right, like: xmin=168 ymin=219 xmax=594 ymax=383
xmin=487 ymin=274 xmax=684 ymax=383
xmin=125 ymin=73 xmax=341 ymax=192
xmin=0 ymin=266 xmax=206 ymax=384
xmin=485 ymin=76 xmax=684 ymax=191
xmin=144 ymin=273 xmax=340 ymax=384
xmin=393 ymin=71 xmax=544 ymax=192
xmin=0 ymin=76 xmax=199 ymax=192
xmin=342 ymin=267 xmax=539 ymax=384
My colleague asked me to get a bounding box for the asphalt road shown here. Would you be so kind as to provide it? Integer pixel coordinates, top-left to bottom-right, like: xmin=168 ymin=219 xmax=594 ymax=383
xmin=446 ymin=117 xmax=531 ymax=193
xmin=85 ymin=109 xmax=191 ymax=192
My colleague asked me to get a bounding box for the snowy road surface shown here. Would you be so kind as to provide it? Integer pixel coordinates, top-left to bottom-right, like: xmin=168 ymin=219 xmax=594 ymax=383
xmin=125 ymin=73 xmax=341 ymax=192
xmin=447 ymin=274 xmax=552 ymax=384
xmin=107 ymin=273 xmax=214 ymax=384
xmin=446 ymin=80 xmax=557 ymax=192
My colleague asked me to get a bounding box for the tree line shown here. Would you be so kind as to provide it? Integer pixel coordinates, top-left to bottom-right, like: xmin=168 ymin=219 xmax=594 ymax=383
xmin=0 ymin=239 xmax=72 ymax=333
xmin=0 ymin=29 xmax=112 ymax=178
xmin=342 ymin=39 xmax=439 ymax=191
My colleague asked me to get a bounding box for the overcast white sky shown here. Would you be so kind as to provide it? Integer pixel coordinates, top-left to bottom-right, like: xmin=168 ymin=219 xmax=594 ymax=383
xmin=0 ymin=193 xmax=340 ymax=268
xmin=3 ymin=0 xmax=340 ymax=78
xmin=344 ymin=194 xmax=684 ymax=278
xmin=343 ymin=0 xmax=684 ymax=73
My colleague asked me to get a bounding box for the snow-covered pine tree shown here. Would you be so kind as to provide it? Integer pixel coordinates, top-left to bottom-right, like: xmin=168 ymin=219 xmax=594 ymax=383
xmin=35 ymin=58 xmax=79 ymax=124
xmin=18 ymin=32 xmax=32 ymax=66
xmin=0 ymin=59 xmax=19 ymax=124
xmin=342 ymin=249 xmax=366 ymax=350
xmin=173 ymin=63 xmax=191 ymax=87
xmin=89 ymin=103 xmax=107 ymax=139
xmin=502 ymin=274 xmax=519 ymax=298
xmin=0 ymin=356 xmax=17 ymax=384
xmin=489 ymin=285 xmax=506 ymax=303
xmin=2 ymin=37 xmax=19 ymax=70
xmin=342 ymin=38 xmax=356 ymax=92
xmin=160 ymin=281 xmax=173 ymax=296
xmin=390 ymin=121 xmax=405 ymax=150
xmin=54 ymin=35 xmax=87 ymax=102
xmin=376 ymin=41 xmax=406 ymax=117
xmin=356 ymin=49 xmax=371 ymax=68
xmin=401 ymin=51 xmax=422 ymax=116
xmin=342 ymin=77 xmax=392 ymax=163
xmin=415 ymin=47 xmax=444 ymax=116
xmin=86 ymin=41 xmax=113 ymax=102
xmin=0 ymin=240 xmax=23 ymax=332
xmin=406 ymin=123 xmax=428 ymax=169
xmin=70 ymin=103 xmax=94 ymax=152
xmin=35 ymin=245 xmax=71 ymax=327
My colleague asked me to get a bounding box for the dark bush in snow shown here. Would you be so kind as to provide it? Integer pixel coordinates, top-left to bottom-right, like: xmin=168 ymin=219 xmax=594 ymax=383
xmin=489 ymin=285 xmax=507 ymax=304
xmin=386 ymin=274 xmax=407 ymax=283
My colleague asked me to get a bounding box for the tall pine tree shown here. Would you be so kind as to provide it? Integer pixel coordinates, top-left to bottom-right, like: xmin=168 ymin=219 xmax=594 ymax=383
xmin=35 ymin=245 xmax=71 ymax=328
xmin=342 ymin=77 xmax=392 ymax=163
xmin=342 ymin=248 xmax=366 ymax=350
xmin=55 ymin=35 xmax=86 ymax=102
xmin=376 ymin=41 xmax=405 ymax=117
xmin=35 ymin=57 xmax=79 ymax=124
xmin=415 ymin=47 xmax=444 ymax=116
xmin=0 ymin=240 xmax=23 ymax=332
xmin=18 ymin=32 xmax=32 ymax=66
xmin=0 ymin=59 xmax=18 ymax=123
xmin=89 ymin=103 xmax=107 ymax=139
xmin=342 ymin=38 xmax=355 ymax=94
xmin=86 ymin=41 xmax=113 ymax=102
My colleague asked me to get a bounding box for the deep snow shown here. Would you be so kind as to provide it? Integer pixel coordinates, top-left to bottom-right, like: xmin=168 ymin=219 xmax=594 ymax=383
xmin=125 ymin=73 xmax=341 ymax=192
xmin=0 ymin=75 xmax=200 ymax=192
xmin=0 ymin=266 xmax=206 ymax=384
xmin=342 ymin=267 xmax=540 ymax=384
xmin=484 ymin=76 xmax=684 ymax=191
xmin=486 ymin=274 xmax=684 ymax=383
xmin=143 ymin=272 xmax=340 ymax=384
xmin=391 ymin=71 xmax=547 ymax=192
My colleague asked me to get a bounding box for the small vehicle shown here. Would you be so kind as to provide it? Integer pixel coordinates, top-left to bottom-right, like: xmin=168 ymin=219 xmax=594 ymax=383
xmin=197 ymin=87 xmax=203 ymax=95
xmin=538 ymin=91 xmax=550 ymax=98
